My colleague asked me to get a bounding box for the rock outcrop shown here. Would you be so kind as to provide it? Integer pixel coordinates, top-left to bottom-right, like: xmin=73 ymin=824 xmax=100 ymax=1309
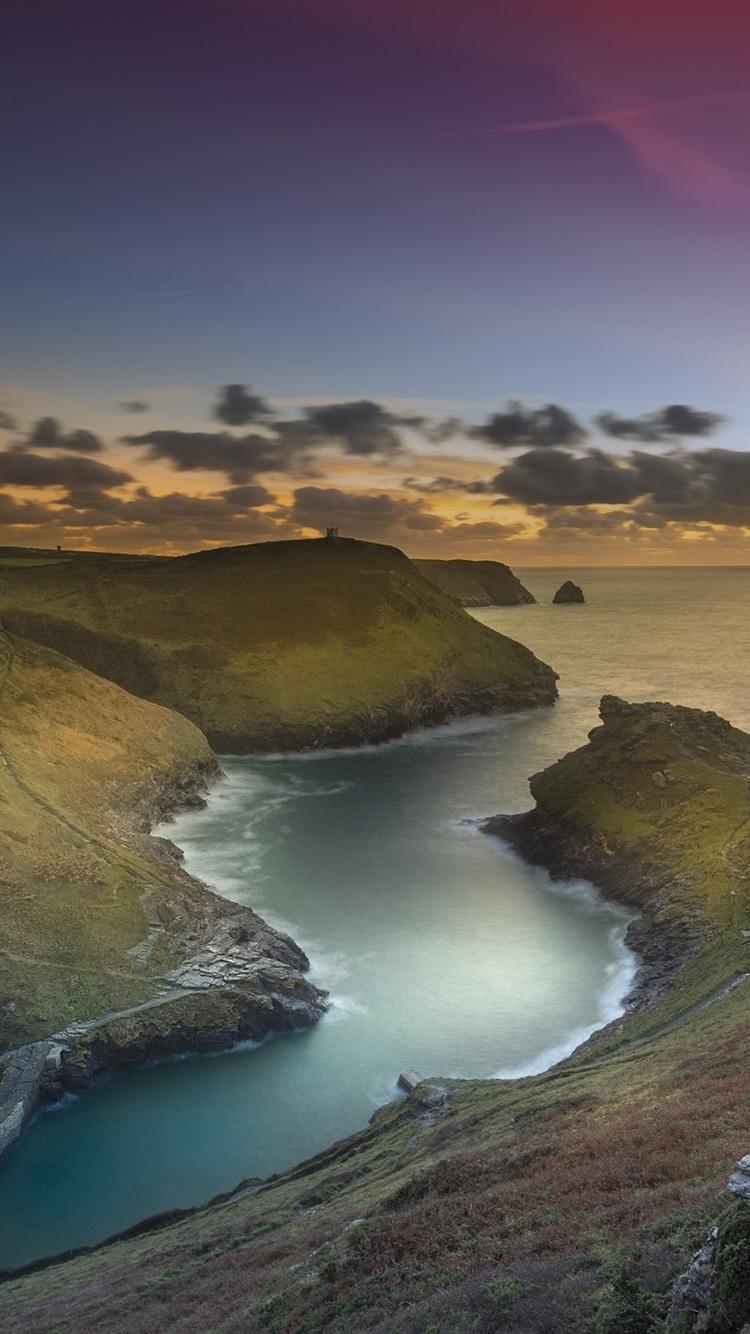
xmin=0 ymin=539 xmax=556 ymax=751
xmin=552 ymin=579 xmax=585 ymax=603
xmin=485 ymin=695 xmax=750 ymax=1006
xmin=0 ymin=631 xmax=326 ymax=1150
xmin=668 ymin=1156 xmax=750 ymax=1331
xmin=414 ymin=559 xmax=535 ymax=607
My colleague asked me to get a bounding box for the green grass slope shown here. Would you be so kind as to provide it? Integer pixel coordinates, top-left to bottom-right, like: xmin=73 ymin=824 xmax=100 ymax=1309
xmin=0 ymin=632 xmax=318 ymax=1050
xmin=498 ymin=694 xmax=750 ymax=927
xmin=0 ymin=631 xmax=217 ymax=1044
xmin=5 ymin=696 xmax=750 ymax=1332
xmin=414 ymin=558 xmax=535 ymax=606
xmin=0 ymin=539 xmax=556 ymax=751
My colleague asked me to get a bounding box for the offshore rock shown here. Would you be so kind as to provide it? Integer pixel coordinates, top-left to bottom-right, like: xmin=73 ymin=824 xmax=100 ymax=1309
xmin=552 ymin=580 xmax=585 ymax=604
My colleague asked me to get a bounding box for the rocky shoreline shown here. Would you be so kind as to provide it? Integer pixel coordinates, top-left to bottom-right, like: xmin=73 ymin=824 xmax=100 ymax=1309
xmin=482 ymin=693 xmax=750 ymax=1033
xmin=0 ymin=759 xmax=328 ymax=1165
xmin=204 ymin=673 xmax=558 ymax=753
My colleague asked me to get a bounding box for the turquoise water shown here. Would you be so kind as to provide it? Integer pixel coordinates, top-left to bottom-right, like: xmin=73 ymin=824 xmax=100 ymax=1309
xmin=0 ymin=566 xmax=747 ymax=1268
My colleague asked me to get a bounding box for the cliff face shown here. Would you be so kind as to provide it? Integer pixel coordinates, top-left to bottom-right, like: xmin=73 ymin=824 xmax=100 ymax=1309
xmin=0 ymin=539 xmax=556 ymax=751
xmin=414 ymin=557 xmax=536 ymax=606
xmin=5 ymin=699 xmax=750 ymax=1334
xmin=487 ymin=695 xmax=750 ymax=1005
xmin=0 ymin=631 xmax=325 ymax=1065
xmin=489 ymin=694 xmax=750 ymax=923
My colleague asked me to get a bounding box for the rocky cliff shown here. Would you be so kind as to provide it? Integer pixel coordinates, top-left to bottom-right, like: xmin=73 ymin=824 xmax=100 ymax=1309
xmin=0 ymin=539 xmax=556 ymax=751
xmin=0 ymin=632 xmax=325 ymax=1153
xmin=414 ymin=558 xmax=536 ymax=606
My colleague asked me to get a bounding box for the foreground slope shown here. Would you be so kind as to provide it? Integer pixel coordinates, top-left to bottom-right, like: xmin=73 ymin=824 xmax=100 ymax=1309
xmin=5 ymin=698 xmax=750 ymax=1332
xmin=414 ymin=557 xmax=535 ymax=606
xmin=0 ymin=631 xmax=323 ymax=1061
xmin=0 ymin=539 xmax=556 ymax=750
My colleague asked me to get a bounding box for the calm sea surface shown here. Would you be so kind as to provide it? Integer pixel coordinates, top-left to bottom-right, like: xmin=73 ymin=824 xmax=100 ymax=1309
xmin=0 ymin=567 xmax=748 ymax=1267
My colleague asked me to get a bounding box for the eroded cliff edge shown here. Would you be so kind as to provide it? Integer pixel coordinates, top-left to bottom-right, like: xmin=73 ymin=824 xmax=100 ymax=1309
xmin=0 ymin=631 xmax=326 ymax=1159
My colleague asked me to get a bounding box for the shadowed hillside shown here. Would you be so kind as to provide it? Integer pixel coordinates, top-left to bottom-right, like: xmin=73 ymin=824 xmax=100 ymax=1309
xmin=4 ymin=697 xmax=750 ymax=1332
xmin=0 ymin=632 xmax=323 ymax=1059
xmin=415 ymin=558 xmax=535 ymax=606
xmin=0 ymin=539 xmax=556 ymax=751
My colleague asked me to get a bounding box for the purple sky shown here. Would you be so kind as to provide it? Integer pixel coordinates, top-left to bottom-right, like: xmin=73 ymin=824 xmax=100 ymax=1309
xmin=2 ymin=0 xmax=750 ymax=560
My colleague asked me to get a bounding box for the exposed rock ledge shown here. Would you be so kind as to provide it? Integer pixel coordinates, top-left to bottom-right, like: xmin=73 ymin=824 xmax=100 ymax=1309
xmin=483 ymin=695 xmax=750 ymax=1015
xmin=0 ymin=763 xmax=327 ymax=1163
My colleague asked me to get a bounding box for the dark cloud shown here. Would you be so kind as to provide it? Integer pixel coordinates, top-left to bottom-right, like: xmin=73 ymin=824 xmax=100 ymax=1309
xmin=421 ymin=417 xmax=464 ymax=443
xmin=291 ymin=485 xmax=430 ymax=529
xmin=217 ymin=484 xmax=275 ymax=507
xmin=403 ymin=474 xmax=501 ymax=496
xmin=628 ymin=448 xmax=750 ymax=526
xmin=489 ymin=445 xmax=750 ymax=530
xmin=117 ymin=400 xmax=151 ymax=414
xmin=595 ymin=404 xmax=724 ymax=443
xmin=0 ymin=451 xmax=131 ymax=489
xmin=540 ymin=507 xmax=640 ymax=533
xmin=278 ymin=400 xmax=424 ymax=456
xmin=121 ymin=430 xmax=289 ymax=483
xmin=0 ymin=494 xmax=56 ymax=525
xmin=0 ymin=484 xmax=289 ymax=551
xmin=403 ymin=475 xmax=467 ymax=494
xmin=0 ymin=410 xmax=17 ymax=431
xmin=438 ymin=519 xmax=525 ymax=542
xmin=213 ymin=384 xmax=273 ymax=427
xmin=473 ymin=402 xmax=586 ymax=449
xmin=488 ymin=447 xmax=643 ymax=507
xmin=25 ymin=417 xmax=103 ymax=454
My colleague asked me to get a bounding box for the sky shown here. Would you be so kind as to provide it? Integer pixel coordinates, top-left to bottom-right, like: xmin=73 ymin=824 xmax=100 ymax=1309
xmin=2 ymin=0 xmax=750 ymax=563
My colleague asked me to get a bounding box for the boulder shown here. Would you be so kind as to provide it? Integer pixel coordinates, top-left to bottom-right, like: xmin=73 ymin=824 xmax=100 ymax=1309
xmin=553 ymin=580 xmax=585 ymax=604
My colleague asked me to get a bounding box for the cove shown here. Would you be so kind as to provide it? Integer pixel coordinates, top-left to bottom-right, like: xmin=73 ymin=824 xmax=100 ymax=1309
xmin=0 ymin=708 xmax=635 ymax=1270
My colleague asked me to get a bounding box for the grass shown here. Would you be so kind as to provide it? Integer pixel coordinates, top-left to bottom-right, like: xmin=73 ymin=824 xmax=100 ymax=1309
xmin=0 ymin=631 xmax=214 ymax=1044
xmin=0 ymin=538 xmax=556 ymax=750
xmin=2 ymin=692 xmax=750 ymax=1330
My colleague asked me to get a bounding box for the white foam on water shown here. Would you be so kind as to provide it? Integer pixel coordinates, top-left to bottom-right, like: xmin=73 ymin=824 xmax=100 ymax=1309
xmin=492 ymin=924 xmax=636 ymax=1080
xmin=321 ymin=995 xmax=370 ymax=1025
xmin=245 ymin=709 xmax=532 ymax=765
xmin=43 ymin=1091 xmax=80 ymax=1115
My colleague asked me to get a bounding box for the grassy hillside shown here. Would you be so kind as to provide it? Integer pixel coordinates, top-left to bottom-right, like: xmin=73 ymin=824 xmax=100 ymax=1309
xmin=414 ymin=558 xmax=535 ymax=606
xmin=0 ymin=539 xmax=556 ymax=751
xmin=0 ymin=632 xmax=320 ymax=1052
xmin=4 ymin=697 xmax=750 ymax=1332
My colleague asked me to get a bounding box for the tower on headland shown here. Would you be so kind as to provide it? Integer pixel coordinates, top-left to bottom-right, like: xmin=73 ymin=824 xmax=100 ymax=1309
xmin=325 ymin=526 xmax=340 ymax=541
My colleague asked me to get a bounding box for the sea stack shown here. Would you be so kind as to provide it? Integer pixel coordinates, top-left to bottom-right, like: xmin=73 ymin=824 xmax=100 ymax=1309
xmin=553 ymin=580 xmax=585 ymax=604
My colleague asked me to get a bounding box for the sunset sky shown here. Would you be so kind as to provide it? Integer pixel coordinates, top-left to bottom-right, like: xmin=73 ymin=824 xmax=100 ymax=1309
xmin=3 ymin=0 xmax=750 ymax=562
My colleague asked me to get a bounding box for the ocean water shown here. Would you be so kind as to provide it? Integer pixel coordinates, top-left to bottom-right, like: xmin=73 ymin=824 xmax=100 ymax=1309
xmin=0 ymin=566 xmax=747 ymax=1268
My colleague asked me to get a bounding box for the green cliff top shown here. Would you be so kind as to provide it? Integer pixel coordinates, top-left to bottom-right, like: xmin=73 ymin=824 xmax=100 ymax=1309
xmin=0 ymin=538 xmax=556 ymax=750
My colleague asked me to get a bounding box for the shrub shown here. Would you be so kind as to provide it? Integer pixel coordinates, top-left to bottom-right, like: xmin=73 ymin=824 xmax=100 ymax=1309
xmin=593 ymin=1256 xmax=660 ymax=1334
xmin=711 ymin=1202 xmax=750 ymax=1333
xmin=486 ymin=1277 xmax=525 ymax=1308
